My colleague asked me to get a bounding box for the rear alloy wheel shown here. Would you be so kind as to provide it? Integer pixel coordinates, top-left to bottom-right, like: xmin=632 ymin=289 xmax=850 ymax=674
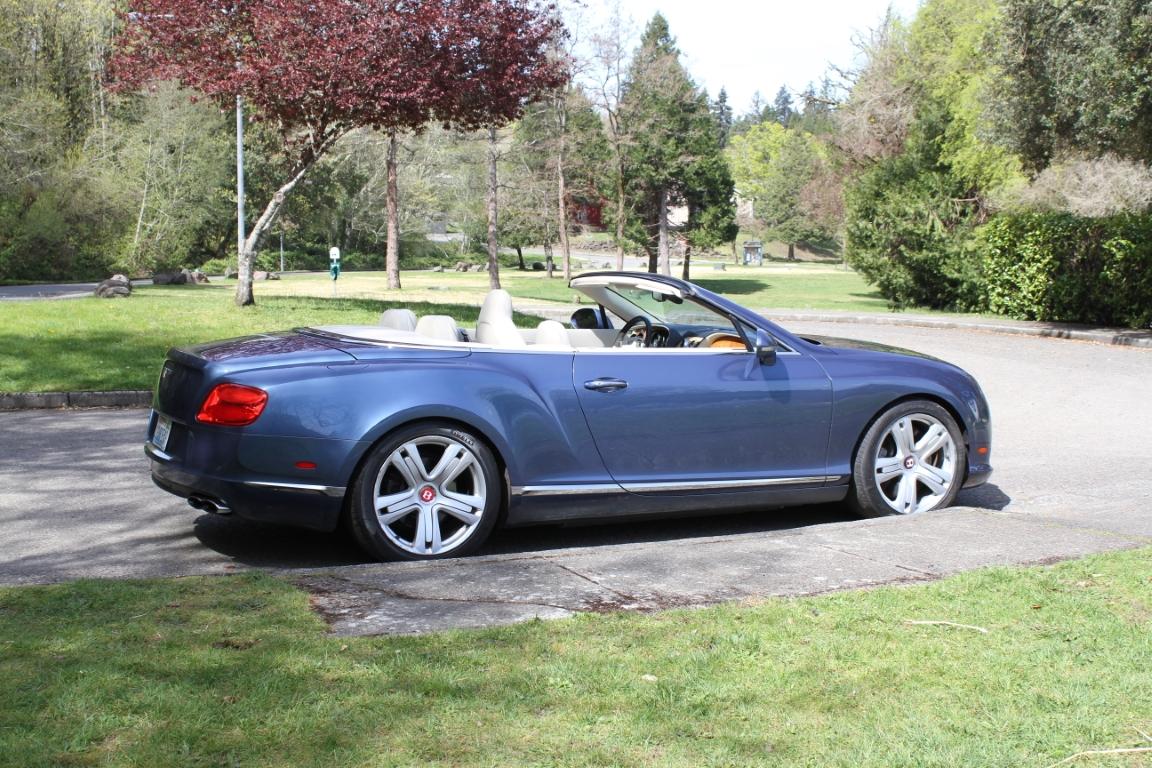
xmin=849 ymin=401 xmax=966 ymax=518
xmin=350 ymin=424 xmax=500 ymax=561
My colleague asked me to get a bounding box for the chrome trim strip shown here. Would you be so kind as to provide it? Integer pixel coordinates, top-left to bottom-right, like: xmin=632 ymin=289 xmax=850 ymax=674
xmin=513 ymin=476 xmax=843 ymax=496
xmin=144 ymin=443 xmax=173 ymax=462
xmin=243 ymin=481 xmax=346 ymax=498
xmin=512 ymin=483 xmax=622 ymax=496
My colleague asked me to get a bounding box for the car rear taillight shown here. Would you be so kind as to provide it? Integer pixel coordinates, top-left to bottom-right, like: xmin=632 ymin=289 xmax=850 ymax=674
xmin=196 ymin=383 xmax=268 ymax=426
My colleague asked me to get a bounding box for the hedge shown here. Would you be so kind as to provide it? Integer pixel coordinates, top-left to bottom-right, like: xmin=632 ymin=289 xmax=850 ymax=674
xmin=982 ymin=212 xmax=1152 ymax=328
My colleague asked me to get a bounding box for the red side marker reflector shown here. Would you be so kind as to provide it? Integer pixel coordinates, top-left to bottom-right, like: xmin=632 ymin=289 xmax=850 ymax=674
xmin=295 ymin=461 xmax=317 ymax=470
xmin=196 ymin=383 xmax=268 ymax=426
xmin=977 ymin=446 xmax=989 ymax=456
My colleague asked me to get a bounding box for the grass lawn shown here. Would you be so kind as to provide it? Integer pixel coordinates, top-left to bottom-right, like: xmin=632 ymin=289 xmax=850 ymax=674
xmin=0 ymin=264 xmax=931 ymax=393
xmin=0 ymin=283 xmax=547 ymax=393
xmin=255 ymin=262 xmax=891 ymax=314
xmin=1 ymin=548 xmax=1150 ymax=767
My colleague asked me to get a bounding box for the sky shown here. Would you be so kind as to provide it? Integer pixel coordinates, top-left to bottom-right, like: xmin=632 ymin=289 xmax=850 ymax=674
xmin=577 ymin=0 xmax=923 ymax=114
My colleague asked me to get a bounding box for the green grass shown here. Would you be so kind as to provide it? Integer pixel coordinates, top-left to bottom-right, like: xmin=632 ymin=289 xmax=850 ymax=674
xmin=1 ymin=549 xmax=1150 ymax=767
xmin=0 ymin=283 xmax=545 ymax=393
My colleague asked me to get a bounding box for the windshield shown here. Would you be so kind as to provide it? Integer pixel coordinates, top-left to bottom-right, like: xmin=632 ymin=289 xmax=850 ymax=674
xmin=606 ymin=287 xmax=737 ymax=329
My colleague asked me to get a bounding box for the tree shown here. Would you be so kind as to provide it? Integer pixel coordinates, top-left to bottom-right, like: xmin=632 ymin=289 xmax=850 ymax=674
xmin=513 ymin=85 xmax=607 ymax=279
xmin=769 ymin=85 xmax=795 ymax=126
xmin=428 ymin=0 xmax=567 ymax=289
xmin=112 ymin=0 xmax=564 ymax=304
xmin=711 ymin=88 xmax=733 ymax=147
xmin=992 ymin=0 xmax=1152 ymax=173
xmin=618 ymin=13 xmax=733 ymax=274
xmin=728 ymin=122 xmax=831 ymax=258
xmin=112 ymin=0 xmax=448 ymax=304
xmin=587 ymin=0 xmax=636 ymax=270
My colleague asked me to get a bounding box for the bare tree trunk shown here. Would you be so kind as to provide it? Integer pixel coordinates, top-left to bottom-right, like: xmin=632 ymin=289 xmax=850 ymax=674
xmin=515 ymin=245 xmax=525 ymax=270
xmin=614 ymin=157 xmax=626 ymax=271
xmin=544 ymin=242 xmax=554 ymax=278
xmin=787 ymin=242 xmax=795 ymax=260
xmin=681 ymin=243 xmax=691 ymax=281
xmin=657 ymin=187 xmax=671 ymax=276
xmin=385 ymin=130 xmax=402 ymax=289
xmin=485 ymin=126 xmax=501 ymax=290
xmin=235 ymin=163 xmax=311 ymax=306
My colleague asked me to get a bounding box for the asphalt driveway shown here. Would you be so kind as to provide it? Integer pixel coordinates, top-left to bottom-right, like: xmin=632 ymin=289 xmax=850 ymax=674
xmin=1 ymin=322 xmax=1149 ymax=635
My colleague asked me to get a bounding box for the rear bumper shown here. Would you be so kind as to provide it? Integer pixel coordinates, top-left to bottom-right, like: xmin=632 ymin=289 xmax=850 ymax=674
xmin=147 ymin=442 xmax=345 ymax=532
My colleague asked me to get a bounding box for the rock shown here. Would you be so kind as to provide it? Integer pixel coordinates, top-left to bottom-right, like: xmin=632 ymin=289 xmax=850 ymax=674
xmin=151 ymin=270 xmax=186 ymax=285
xmin=602 ymin=261 xmax=612 ymax=269
xmin=94 ymin=276 xmax=132 ymax=298
xmin=454 ymin=261 xmax=470 ymax=272
xmin=225 ymin=268 xmax=238 ymax=279
xmin=531 ymin=262 xmax=545 ymax=271
xmin=189 ymin=270 xmax=210 ymax=284
xmin=472 ymin=264 xmax=487 ymax=272
xmin=712 ymin=263 xmax=726 ymax=271
xmin=430 ymin=265 xmax=444 ymax=272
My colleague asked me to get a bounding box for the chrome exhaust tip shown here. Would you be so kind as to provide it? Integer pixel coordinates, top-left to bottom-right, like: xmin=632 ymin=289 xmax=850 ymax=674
xmin=188 ymin=495 xmax=232 ymax=515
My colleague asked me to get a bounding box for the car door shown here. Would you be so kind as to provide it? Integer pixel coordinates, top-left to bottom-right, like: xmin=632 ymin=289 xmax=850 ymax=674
xmin=571 ymin=346 xmax=833 ymax=494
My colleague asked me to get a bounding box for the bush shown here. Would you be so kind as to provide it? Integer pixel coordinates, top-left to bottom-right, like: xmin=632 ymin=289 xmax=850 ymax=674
xmin=982 ymin=212 xmax=1152 ymax=328
xmin=843 ymin=155 xmax=985 ymax=311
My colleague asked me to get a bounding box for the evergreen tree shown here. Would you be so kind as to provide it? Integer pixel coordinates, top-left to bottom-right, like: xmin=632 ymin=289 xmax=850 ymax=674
xmin=770 ymin=85 xmax=795 ymax=126
xmin=711 ymin=88 xmax=734 ymax=148
xmin=618 ymin=13 xmax=734 ymax=274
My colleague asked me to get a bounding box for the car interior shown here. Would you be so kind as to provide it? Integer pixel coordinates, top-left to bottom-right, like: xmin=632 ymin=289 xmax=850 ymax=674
xmin=317 ymin=282 xmax=755 ymax=352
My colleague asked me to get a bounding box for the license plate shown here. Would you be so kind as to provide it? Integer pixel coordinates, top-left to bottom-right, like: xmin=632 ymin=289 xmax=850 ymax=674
xmin=152 ymin=414 xmax=172 ymax=452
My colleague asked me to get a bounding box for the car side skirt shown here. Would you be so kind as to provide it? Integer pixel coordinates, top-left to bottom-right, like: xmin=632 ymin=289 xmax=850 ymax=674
xmin=506 ymin=479 xmax=849 ymax=526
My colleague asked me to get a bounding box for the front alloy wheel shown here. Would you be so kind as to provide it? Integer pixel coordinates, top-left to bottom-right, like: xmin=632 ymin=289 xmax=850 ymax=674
xmin=350 ymin=424 xmax=500 ymax=561
xmin=850 ymin=401 xmax=966 ymax=518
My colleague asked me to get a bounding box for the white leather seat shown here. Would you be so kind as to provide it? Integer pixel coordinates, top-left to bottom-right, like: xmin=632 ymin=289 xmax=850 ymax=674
xmin=379 ymin=308 xmax=417 ymax=332
xmin=415 ymin=314 xmax=462 ymax=342
xmin=476 ymin=289 xmax=526 ymax=347
xmin=534 ymin=319 xmax=572 ymax=347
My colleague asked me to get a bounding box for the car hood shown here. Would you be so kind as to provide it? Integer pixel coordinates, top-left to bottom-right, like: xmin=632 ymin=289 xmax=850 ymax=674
xmin=799 ymin=334 xmax=942 ymax=362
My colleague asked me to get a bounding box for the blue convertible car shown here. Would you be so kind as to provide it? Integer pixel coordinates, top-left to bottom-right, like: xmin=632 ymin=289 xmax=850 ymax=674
xmin=146 ymin=272 xmax=992 ymax=561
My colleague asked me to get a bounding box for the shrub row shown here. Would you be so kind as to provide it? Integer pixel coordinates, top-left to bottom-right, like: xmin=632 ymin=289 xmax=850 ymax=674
xmin=982 ymin=213 xmax=1152 ymax=328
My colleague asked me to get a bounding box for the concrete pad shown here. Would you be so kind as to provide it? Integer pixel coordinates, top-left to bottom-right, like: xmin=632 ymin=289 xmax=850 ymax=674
xmin=555 ymin=534 xmax=918 ymax=607
xmin=806 ymin=508 xmax=1147 ymax=576
xmin=1015 ymin=503 xmax=1152 ymax=539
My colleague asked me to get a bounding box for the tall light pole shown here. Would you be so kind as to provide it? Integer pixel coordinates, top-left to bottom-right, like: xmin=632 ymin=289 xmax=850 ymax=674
xmin=236 ymin=95 xmax=246 ymax=265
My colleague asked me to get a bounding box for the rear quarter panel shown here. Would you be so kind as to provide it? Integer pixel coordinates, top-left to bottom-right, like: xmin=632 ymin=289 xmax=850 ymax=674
xmin=214 ymin=347 xmax=605 ymax=493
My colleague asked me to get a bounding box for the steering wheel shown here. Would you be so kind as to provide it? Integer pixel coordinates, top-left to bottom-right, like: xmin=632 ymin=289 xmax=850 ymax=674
xmin=615 ymin=315 xmax=652 ymax=347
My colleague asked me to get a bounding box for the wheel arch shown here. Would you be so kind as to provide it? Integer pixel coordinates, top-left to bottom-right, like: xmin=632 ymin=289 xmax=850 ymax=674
xmin=847 ymin=393 xmax=971 ymax=482
xmin=339 ymin=414 xmax=512 ymax=530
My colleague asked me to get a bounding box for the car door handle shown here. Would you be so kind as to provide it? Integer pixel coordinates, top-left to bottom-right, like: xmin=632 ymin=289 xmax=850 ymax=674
xmin=583 ymin=378 xmax=629 ymax=393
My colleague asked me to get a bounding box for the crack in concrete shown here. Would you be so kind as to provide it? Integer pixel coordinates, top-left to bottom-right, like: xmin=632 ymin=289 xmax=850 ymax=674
xmin=549 ymin=561 xmax=638 ymax=603
xmin=812 ymin=542 xmax=941 ymax=578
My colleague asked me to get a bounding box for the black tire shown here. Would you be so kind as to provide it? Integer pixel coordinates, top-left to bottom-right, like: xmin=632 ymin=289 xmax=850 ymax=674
xmin=348 ymin=422 xmax=501 ymax=561
xmin=849 ymin=400 xmax=966 ymax=518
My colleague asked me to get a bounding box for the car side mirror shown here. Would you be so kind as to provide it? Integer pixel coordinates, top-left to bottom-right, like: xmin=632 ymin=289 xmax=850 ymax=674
xmin=753 ymin=330 xmax=778 ymax=366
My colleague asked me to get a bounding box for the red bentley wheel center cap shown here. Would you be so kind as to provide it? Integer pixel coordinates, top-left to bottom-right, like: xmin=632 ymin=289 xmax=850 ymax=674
xmin=419 ymin=485 xmax=437 ymax=503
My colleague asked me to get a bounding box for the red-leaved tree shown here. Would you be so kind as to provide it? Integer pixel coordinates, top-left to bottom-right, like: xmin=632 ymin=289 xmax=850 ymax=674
xmin=111 ymin=0 xmax=564 ymax=304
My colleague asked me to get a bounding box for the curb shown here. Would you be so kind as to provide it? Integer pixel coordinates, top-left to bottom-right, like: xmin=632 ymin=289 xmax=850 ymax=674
xmin=0 ymin=390 xmax=152 ymax=412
